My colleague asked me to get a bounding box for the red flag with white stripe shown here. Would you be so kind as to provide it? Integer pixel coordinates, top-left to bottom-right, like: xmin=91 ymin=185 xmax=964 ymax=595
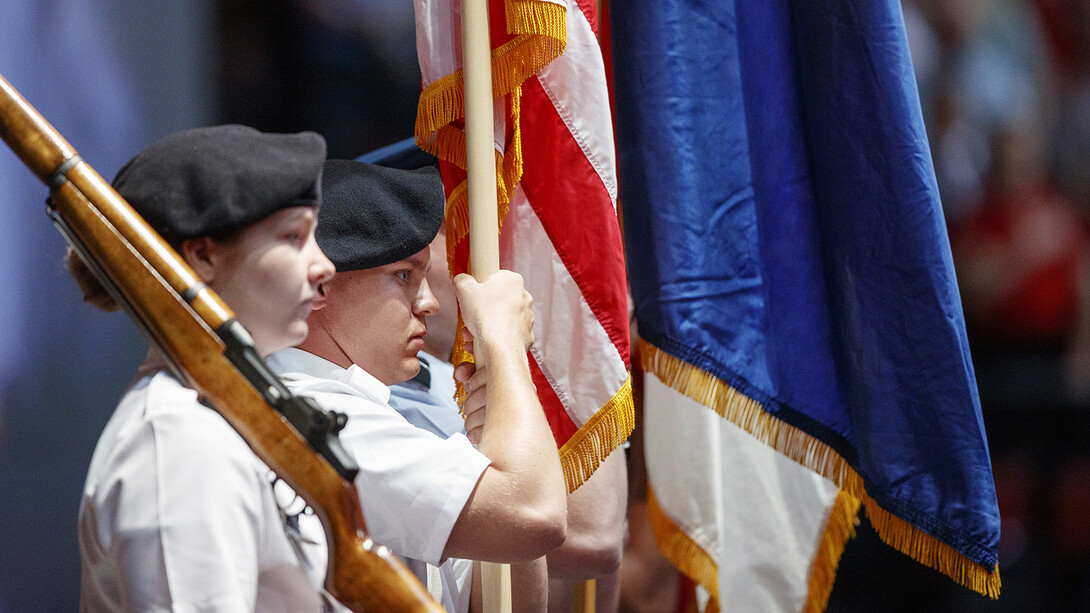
xmin=414 ymin=0 xmax=633 ymax=489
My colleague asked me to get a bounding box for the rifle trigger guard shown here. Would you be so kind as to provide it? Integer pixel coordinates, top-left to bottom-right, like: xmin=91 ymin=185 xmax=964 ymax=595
xmin=49 ymin=155 xmax=82 ymax=191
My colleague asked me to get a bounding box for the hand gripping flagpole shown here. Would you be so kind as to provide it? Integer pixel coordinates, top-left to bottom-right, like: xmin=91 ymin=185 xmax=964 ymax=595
xmin=461 ymin=0 xmax=511 ymax=612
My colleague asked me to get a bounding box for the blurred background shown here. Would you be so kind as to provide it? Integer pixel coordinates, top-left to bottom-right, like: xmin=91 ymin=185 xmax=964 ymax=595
xmin=0 ymin=0 xmax=1087 ymax=610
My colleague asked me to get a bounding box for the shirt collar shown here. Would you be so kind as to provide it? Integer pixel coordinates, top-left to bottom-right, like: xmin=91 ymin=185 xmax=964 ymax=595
xmin=267 ymin=347 xmax=391 ymax=405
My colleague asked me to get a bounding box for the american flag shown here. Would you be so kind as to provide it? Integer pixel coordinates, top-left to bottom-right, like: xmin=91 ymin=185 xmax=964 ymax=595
xmin=413 ymin=0 xmax=633 ymax=490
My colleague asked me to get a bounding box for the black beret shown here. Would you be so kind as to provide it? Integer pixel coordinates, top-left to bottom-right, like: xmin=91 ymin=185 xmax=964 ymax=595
xmin=317 ymin=159 xmax=445 ymax=272
xmin=112 ymin=124 xmax=327 ymax=245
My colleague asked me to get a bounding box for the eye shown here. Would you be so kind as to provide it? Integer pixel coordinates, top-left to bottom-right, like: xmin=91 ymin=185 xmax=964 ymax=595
xmin=281 ymin=228 xmax=306 ymax=245
xmin=395 ymin=269 xmax=411 ymax=283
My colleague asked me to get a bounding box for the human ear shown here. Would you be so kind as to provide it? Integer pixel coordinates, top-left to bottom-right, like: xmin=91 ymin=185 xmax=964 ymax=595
xmin=181 ymin=237 xmax=218 ymax=282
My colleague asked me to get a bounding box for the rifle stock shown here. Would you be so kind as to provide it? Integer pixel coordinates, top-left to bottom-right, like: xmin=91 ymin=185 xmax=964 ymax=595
xmin=0 ymin=73 xmax=444 ymax=613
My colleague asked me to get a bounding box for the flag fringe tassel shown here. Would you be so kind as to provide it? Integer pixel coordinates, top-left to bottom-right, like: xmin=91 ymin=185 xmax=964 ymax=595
xmin=557 ymin=373 xmax=635 ymax=492
xmin=639 ymin=338 xmax=1001 ymax=600
xmin=414 ymin=0 xmax=566 ymax=141
xmin=647 ymin=476 xmax=862 ymax=613
xmin=861 ymin=492 xmax=1001 ymax=599
xmin=804 ymin=490 xmax=862 ymax=613
xmin=647 ymin=485 xmax=720 ymax=603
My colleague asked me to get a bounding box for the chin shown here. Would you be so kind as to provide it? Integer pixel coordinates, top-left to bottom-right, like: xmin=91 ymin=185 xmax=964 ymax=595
xmin=393 ymin=359 xmax=421 ymax=386
xmin=286 ymin=321 xmax=309 ymax=345
xmin=264 ymin=324 xmax=308 ymax=356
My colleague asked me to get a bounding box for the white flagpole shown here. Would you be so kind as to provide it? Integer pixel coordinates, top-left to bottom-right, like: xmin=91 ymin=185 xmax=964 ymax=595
xmin=461 ymin=0 xmax=510 ymax=611
xmin=462 ymin=0 xmax=500 ymax=278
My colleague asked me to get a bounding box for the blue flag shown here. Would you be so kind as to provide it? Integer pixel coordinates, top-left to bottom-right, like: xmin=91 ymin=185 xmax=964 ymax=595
xmin=613 ymin=0 xmax=1000 ymax=606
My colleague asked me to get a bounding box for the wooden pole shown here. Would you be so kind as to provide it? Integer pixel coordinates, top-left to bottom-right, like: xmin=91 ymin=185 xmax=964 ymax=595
xmin=574 ymin=579 xmax=596 ymax=613
xmin=463 ymin=0 xmax=500 ymax=278
xmin=461 ymin=0 xmax=510 ymax=611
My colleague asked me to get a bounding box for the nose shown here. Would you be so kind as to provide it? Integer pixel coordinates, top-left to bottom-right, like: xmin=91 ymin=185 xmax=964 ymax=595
xmin=415 ymin=279 xmax=440 ymax=317
xmin=309 ymin=240 xmax=335 ymax=287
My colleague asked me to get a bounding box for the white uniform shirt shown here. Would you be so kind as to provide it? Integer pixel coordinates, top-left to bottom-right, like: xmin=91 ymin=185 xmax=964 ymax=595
xmin=267 ymin=348 xmax=491 ymax=613
xmin=78 ymin=370 xmax=330 ymax=613
xmin=388 ymin=351 xmax=475 ymax=610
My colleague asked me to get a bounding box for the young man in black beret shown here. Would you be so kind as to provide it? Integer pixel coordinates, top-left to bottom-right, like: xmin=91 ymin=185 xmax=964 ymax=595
xmin=387 ymin=222 xmax=629 ymax=612
xmin=268 ymin=159 xmax=567 ymax=611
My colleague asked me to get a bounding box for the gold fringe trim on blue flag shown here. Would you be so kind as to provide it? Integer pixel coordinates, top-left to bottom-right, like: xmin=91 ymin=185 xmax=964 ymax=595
xmin=558 ymin=374 xmax=635 ymax=492
xmin=639 ymin=338 xmax=1001 ymax=602
xmin=860 ymin=490 xmax=1001 ymax=599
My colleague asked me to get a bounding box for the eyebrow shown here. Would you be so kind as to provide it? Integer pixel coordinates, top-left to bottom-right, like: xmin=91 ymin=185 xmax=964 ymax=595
xmin=277 ymin=208 xmax=316 ymax=228
xmin=405 ymin=253 xmax=428 ymax=270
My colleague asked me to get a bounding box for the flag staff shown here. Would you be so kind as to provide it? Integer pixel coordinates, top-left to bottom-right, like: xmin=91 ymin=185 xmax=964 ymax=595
xmin=461 ymin=0 xmax=511 ymax=611
xmin=463 ymin=0 xmax=500 ymax=277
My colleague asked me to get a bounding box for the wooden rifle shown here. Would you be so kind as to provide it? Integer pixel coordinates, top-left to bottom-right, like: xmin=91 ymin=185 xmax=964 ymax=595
xmin=0 ymin=73 xmax=444 ymax=613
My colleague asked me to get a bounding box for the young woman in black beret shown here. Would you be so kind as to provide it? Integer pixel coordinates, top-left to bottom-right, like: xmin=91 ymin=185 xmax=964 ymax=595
xmin=70 ymin=125 xmax=338 ymax=612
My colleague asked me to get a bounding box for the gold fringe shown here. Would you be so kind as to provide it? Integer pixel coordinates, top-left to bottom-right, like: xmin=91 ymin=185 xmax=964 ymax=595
xmin=489 ymin=19 xmax=566 ymax=101
xmin=415 ymin=70 xmax=465 ymax=147
xmin=451 ymin=309 xmax=473 ymax=412
xmin=804 ymin=490 xmax=862 ymax=613
xmin=415 ymin=0 xmax=566 ymax=144
xmin=451 ymin=357 xmax=634 ymax=494
xmin=440 ymin=177 xmax=510 ymax=277
xmin=647 ymin=485 xmax=720 ymax=604
xmin=639 ymin=338 xmax=1002 ymax=600
xmin=433 ymin=125 xmax=468 ymax=170
xmin=498 ymin=86 xmax=523 ymax=228
xmin=444 ymin=182 xmax=470 ymax=267
xmin=413 ymin=0 xmax=566 ymax=161
xmin=572 ymin=578 xmax=595 ymax=613
xmin=507 ymin=0 xmax=568 ymax=41
xmin=640 ymin=339 xmax=854 ymax=487
xmin=861 ymin=491 xmax=1001 ymax=599
xmin=558 ymin=374 xmax=636 ymax=492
